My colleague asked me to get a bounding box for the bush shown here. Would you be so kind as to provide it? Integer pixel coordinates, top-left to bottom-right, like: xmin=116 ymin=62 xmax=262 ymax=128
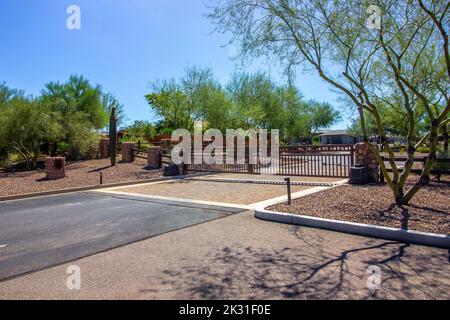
xmin=56 ymin=142 xmax=69 ymax=155
xmin=68 ymin=131 xmax=100 ymax=160
xmin=416 ymin=146 xmax=429 ymax=153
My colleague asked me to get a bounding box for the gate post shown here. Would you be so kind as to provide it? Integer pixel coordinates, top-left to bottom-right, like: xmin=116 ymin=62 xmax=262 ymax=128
xmin=147 ymin=146 xmax=162 ymax=169
xmin=121 ymin=142 xmax=135 ymax=163
xmin=45 ymin=157 xmax=66 ymax=180
xmin=354 ymin=142 xmax=379 ymax=182
xmin=100 ymin=138 xmax=110 ymax=158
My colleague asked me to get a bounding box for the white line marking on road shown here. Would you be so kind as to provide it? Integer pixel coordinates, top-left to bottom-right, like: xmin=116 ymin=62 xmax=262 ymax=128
xmin=0 ymin=244 xmax=7 ymax=248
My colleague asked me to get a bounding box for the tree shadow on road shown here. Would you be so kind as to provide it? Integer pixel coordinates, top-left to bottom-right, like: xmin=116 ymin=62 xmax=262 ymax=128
xmin=140 ymin=226 xmax=449 ymax=299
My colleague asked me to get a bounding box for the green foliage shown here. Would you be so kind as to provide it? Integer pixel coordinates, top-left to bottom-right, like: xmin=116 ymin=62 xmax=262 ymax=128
xmin=68 ymin=130 xmax=100 ymax=160
xmin=56 ymin=142 xmax=70 ymax=155
xmin=416 ymin=147 xmax=430 ymax=153
xmin=0 ymin=95 xmax=62 ymax=169
xmin=0 ymin=76 xmax=127 ymax=168
xmin=39 ymin=75 xmax=124 ymax=160
xmin=102 ymin=92 xmax=127 ymax=127
xmin=125 ymin=120 xmax=155 ymax=141
xmin=41 ymin=75 xmax=108 ymax=129
xmin=145 ymin=68 xmax=340 ymax=142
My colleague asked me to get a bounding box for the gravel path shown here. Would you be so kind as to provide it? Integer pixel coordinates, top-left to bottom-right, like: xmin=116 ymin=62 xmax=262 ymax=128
xmin=0 ymin=158 xmax=162 ymax=197
xmin=269 ymin=176 xmax=450 ymax=235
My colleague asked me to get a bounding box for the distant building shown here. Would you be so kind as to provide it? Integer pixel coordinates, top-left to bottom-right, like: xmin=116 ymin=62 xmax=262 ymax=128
xmin=319 ymin=130 xmax=362 ymax=145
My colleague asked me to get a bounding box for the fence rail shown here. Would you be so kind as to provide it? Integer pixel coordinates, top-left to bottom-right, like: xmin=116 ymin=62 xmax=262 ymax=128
xmin=380 ymin=155 xmax=450 ymax=181
xmin=125 ymin=142 xmax=354 ymax=177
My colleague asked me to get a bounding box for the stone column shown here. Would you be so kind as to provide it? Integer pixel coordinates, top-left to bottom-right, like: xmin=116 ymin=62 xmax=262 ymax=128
xmin=354 ymin=142 xmax=379 ymax=182
xmin=45 ymin=157 xmax=66 ymax=180
xmin=147 ymin=146 xmax=162 ymax=169
xmin=100 ymin=138 xmax=110 ymax=158
xmin=121 ymin=142 xmax=135 ymax=163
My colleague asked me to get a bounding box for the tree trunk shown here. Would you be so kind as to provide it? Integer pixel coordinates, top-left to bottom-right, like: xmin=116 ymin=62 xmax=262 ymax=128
xmin=444 ymin=124 xmax=449 ymax=153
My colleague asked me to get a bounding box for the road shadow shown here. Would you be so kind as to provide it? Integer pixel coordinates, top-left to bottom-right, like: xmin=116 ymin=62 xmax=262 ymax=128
xmin=140 ymin=227 xmax=450 ymax=299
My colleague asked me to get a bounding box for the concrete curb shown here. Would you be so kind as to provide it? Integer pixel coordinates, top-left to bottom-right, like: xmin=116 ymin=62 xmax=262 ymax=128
xmin=255 ymin=207 xmax=450 ymax=249
xmin=0 ymin=173 xmax=210 ymax=202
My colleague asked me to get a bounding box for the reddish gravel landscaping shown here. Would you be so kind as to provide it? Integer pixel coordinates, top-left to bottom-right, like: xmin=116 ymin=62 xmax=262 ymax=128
xmin=0 ymin=158 xmax=163 ymax=197
xmin=269 ymin=176 xmax=450 ymax=235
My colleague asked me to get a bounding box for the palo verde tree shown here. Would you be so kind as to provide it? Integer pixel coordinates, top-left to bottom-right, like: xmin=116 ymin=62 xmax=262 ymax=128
xmin=0 ymin=92 xmax=62 ymax=169
xmin=41 ymin=75 xmax=109 ymax=159
xmin=209 ymin=0 xmax=449 ymax=205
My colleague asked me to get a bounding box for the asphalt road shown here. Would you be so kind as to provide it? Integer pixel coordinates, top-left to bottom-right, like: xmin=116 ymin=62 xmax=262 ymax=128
xmin=1 ymin=210 xmax=448 ymax=299
xmin=0 ymin=192 xmax=243 ymax=281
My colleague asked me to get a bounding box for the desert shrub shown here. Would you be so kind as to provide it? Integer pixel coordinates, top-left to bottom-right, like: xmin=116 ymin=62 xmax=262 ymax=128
xmin=68 ymin=131 xmax=100 ymax=160
xmin=159 ymin=127 xmax=174 ymax=136
xmin=56 ymin=142 xmax=70 ymax=155
xmin=416 ymin=146 xmax=430 ymax=153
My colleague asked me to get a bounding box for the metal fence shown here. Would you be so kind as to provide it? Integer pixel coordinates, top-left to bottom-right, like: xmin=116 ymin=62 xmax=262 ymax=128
xmin=184 ymin=145 xmax=354 ymax=178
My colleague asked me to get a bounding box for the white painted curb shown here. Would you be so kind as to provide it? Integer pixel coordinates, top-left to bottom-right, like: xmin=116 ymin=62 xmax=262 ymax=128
xmin=255 ymin=207 xmax=450 ymax=249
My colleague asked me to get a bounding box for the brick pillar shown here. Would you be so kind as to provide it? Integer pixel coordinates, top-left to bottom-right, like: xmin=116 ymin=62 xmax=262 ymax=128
xmin=147 ymin=146 xmax=162 ymax=169
xmin=121 ymin=142 xmax=135 ymax=163
xmin=355 ymin=142 xmax=379 ymax=182
xmin=45 ymin=157 xmax=66 ymax=180
xmin=100 ymin=138 xmax=110 ymax=158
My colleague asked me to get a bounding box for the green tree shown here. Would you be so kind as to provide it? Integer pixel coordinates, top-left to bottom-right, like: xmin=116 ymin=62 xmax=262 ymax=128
xmin=125 ymin=120 xmax=156 ymax=141
xmin=102 ymin=92 xmax=127 ymax=128
xmin=209 ymin=0 xmax=450 ymax=205
xmin=0 ymin=97 xmax=62 ymax=169
xmin=40 ymin=75 xmax=108 ymax=159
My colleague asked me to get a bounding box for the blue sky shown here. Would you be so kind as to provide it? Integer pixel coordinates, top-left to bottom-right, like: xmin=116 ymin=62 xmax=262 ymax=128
xmin=0 ymin=0 xmax=350 ymax=129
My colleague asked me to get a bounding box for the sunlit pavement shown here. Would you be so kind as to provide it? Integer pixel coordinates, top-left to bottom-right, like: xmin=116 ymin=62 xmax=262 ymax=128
xmin=0 ymin=210 xmax=448 ymax=300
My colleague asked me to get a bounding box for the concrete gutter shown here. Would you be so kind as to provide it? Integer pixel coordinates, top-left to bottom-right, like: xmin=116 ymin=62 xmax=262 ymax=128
xmin=253 ymin=178 xmax=449 ymax=249
xmin=255 ymin=207 xmax=450 ymax=249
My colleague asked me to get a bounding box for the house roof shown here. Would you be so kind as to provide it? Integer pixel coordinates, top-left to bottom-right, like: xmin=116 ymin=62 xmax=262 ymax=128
xmin=319 ymin=130 xmax=353 ymax=136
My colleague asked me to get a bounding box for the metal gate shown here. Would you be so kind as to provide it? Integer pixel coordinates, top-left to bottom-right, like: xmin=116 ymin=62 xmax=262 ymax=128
xmin=185 ymin=145 xmax=354 ymax=178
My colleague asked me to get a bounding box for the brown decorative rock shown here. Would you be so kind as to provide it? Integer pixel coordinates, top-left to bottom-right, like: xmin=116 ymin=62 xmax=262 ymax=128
xmin=121 ymin=142 xmax=135 ymax=163
xmin=45 ymin=157 xmax=66 ymax=180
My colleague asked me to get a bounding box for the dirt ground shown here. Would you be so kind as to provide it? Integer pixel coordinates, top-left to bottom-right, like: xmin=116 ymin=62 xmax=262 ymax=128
xmin=0 ymin=158 xmax=162 ymax=197
xmin=270 ymin=176 xmax=450 ymax=235
xmin=109 ymin=179 xmax=314 ymax=205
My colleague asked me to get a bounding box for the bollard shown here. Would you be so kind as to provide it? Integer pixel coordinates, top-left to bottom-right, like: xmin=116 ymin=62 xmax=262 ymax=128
xmin=100 ymin=172 xmax=103 ymax=185
xmin=284 ymin=177 xmax=292 ymax=205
